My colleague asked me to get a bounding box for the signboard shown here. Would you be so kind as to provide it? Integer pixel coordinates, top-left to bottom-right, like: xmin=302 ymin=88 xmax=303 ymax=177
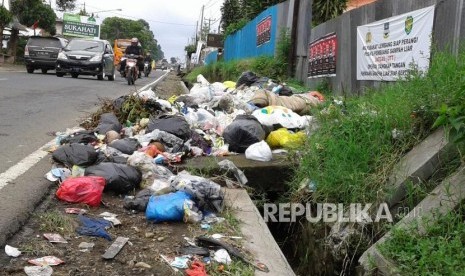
xmin=357 ymin=6 xmax=435 ymax=81
xmin=207 ymin=34 xmax=224 ymax=48
xmin=308 ymin=33 xmax=337 ymax=78
xmin=63 ymin=13 xmax=100 ymax=38
xmin=256 ymin=16 xmax=272 ymax=46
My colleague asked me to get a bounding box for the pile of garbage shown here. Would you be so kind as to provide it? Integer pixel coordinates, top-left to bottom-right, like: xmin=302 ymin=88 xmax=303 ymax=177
xmin=12 ymin=71 xmax=323 ymax=274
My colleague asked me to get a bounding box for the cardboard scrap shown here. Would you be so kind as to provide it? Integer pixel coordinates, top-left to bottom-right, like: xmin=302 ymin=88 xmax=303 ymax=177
xmin=102 ymin=237 xmax=129 ymax=259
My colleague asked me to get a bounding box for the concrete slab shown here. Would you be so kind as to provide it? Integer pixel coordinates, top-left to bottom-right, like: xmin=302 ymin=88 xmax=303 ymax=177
xmin=224 ymin=188 xmax=296 ymax=276
xmin=175 ymin=153 xmax=294 ymax=192
xmin=358 ymin=166 xmax=465 ymax=275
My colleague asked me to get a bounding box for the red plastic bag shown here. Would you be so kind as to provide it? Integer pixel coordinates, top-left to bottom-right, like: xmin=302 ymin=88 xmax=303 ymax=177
xmin=186 ymin=260 xmax=207 ymax=276
xmin=56 ymin=176 xmax=106 ymax=207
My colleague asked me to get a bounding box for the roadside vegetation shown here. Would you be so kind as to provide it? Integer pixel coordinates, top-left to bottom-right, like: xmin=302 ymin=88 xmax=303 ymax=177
xmin=379 ymin=205 xmax=465 ymax=275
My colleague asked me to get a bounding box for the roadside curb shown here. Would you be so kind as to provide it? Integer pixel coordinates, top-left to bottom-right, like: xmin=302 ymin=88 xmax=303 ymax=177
xmin=138 ymin=70 xmax=170 ymax=92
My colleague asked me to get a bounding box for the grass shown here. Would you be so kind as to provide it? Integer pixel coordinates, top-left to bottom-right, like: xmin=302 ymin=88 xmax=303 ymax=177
xmin=37 ymin=209 xmax=76 ymax=235
xmin=207 ymin=261 xmax=255 ymax=276
xmin=379 ymin=204 xmax=465 ymax=275
xmin=288 ymin=47 xmax=465 ymax=206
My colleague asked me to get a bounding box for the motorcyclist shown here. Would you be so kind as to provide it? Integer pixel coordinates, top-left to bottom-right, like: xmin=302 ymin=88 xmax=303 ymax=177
xmin=120 ymin=37 xmax=144 ymax=78
xmin=144 ymin=52 xmax=153 ymax=74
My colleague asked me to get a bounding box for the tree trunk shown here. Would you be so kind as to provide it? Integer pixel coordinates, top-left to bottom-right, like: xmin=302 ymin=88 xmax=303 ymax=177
xmin=7 ymin=28 xmax=18 ymax=59
xmin=0 ymin=26 xmax=3 ymax=51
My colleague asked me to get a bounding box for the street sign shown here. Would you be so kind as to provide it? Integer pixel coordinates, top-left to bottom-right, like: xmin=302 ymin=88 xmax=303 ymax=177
xmin=63 ymin=13 xmax=100 ymax=39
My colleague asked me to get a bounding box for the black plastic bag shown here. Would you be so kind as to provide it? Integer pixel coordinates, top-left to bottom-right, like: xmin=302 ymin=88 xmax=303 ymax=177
xmin=236 ymin=71 xmax=259 ymax=88
xmin=60 ymin=130 xmax=98 ymax=145
xmin=147 ymin=114 xmax=191 ymax=141
xmin=94 ymin=113 xmax=122 ymax=134
xmin=109 ymin=138 xmax=141 ymax=155
xmin=95 ymin=152 xmax=128 ymax=164
xmin=222 ymin=115 xmax=266 ymax=153
xmin=279 ymin=86 xmax=293 ymax=96
xmin=52 ymin=143 xmax=98 ymax=167
xmin=85 ymin=163 xmax=142 ymax=194
xmin=123 ymin=189 xmax=152 ymax=212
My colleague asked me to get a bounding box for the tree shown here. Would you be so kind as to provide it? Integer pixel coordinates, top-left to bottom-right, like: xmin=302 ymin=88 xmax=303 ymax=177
xmin=10 ymin=0 xmax=56 ymax=56
xmin=312 ymin=0 xmax=347 ymax=26
xmin=56 ymin=0 xmax=76 ymax=12
xmin=184 ymin=44 xmax=196 ymax=58
xmin=0 ymin=6 xmax=12 ymax=51
xmin=100 ymin=16 xmax=164 ymax=61
xmin=220 ymin=0 xmax=241 ymax=32
xmin=170 ymin=57 xmax=177 ymax=64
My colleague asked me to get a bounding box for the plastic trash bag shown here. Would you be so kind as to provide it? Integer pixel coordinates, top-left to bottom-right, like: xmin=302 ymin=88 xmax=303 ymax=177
xmin=183 ymin=108 xmax=219 ymax=131
xmin=236 ymin=71 xmax=258 ymax=88
xmin=222 ymin=115 xmax=266 ymax=153
xmin=52 ymin=143 xmax=98 ymax=167
xmin=245 ymin=141 xmax=272 ymax=162
xmin=147 ymin=114 xmax=191 ymax=141
xmin=109 ymin=138 xmax=141 ymax=155
xmin=85 ymin=163 xmax=141 ymax=194
xmin=76 ymin=214 xmax=112 ymax=240
xmin=123 ymin=189 xmax=152 ymax=212
xmin=94 ymin=113 xmax=122 ymax=134
xmin=223 ymin=81 xmax=236 ymax=89
xmin=266 ymin=128 xmax=306 ymax=149
xmin=252 ymin=106 xmax=307 ymax=129
xmin=145 ymin=191 xmax=192 ymax=222
xmin=135 ymin=129 xmax=184 ymax=153
xmin=127 ymin=152 xmax=174 ymax=188
xmin=60 ymin=130 xmax=98 ymax=145
xmin=56 ymin=176 xmax=106 ymax=207
xmin=170 ymin=171 xmax=224 ymax=213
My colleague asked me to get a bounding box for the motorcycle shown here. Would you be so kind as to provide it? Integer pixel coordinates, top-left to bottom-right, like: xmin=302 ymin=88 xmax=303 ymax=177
xmin=143 ymin=61 xmax=151 ymax=77
xmin=124 ymin=54 xmax=139 ymax=85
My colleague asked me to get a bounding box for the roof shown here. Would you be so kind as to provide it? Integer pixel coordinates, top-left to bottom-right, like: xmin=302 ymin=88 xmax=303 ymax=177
xmin=345 ymin=0 xmax=377 ymax=11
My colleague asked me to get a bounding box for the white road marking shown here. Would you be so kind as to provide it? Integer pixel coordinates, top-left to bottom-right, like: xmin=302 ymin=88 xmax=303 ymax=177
xmin=0 ymin=71 xmax=169 ymax=191
xmin=0 ymin=78 xmax=7 ymax=81
xmin=0 ymin=139 xmax=55 ymax=191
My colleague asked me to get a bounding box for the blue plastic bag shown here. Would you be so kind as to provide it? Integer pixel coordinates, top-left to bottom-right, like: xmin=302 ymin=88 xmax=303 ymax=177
xmin=76 ymin=215 xmax=112 ymax=240
xmin=146 ymin=191 xmax=192 ymax=222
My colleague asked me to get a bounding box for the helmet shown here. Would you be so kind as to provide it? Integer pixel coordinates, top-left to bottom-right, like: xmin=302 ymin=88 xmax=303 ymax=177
xmin=146 ymin=52 xmax=151 ymax=56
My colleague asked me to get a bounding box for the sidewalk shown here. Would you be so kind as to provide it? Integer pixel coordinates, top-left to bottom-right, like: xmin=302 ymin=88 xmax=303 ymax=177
xmin=0 ymin=63 xmax=25 ymax=72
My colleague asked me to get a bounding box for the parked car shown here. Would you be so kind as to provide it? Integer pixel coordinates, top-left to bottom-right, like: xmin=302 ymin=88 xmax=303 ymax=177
xmin=55 ymin=38 xmax=115 ymax=80
xmin=24 ymin=36 xmax=68 ymax=74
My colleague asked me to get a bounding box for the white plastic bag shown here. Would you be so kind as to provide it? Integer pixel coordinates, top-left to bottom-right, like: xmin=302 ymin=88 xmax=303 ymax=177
xmin=245 ymin=141 xmax=272 ymax=162
xmin=252 ymin=106 xmax=306 ymax=129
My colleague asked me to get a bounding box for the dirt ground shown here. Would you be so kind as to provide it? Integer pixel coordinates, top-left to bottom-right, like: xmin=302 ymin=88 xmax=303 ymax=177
xmin=0 ymin=72 xmax=250 ymax=276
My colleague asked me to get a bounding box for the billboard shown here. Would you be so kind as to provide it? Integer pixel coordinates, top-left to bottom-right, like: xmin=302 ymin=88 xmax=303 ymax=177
xmin=207 ymin=34 xmax=224 ymax=48
xmin=308 ymin=33 xmax=337 ymax=78
xmin=356 ymin=6 xmax=435 ymax=81
xmin=256 ymin=16 xmax=272 ymax=47
xmin=63 ymin=13 xmax=100 ymax=38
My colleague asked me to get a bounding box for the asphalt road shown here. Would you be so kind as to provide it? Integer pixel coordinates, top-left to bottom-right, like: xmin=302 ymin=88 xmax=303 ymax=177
xmin=0 ymin=67 xmax=165 ymax=246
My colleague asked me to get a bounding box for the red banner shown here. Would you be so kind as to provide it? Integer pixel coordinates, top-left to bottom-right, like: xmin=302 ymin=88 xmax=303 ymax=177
xmin=256 ymin=16 xmax=272 ymax=47
xmin=308 ymin=33 xmax=337 ymax=78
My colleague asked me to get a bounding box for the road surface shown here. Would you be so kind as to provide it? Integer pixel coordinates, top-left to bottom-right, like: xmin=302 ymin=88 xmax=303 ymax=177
xmin=0 ymin=67 xmax=165 ymax=245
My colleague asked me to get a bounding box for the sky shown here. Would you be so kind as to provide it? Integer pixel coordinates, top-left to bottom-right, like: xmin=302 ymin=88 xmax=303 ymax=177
xmin=52 ymin=0 xmax=224 ymax=62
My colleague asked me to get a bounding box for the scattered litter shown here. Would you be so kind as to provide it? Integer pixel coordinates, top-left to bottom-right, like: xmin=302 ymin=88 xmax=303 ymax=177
xmin=211 ymin=233 xmax=242 ymax=240
xmin=28 ymin=256 xmax=64 ymax=266
xmin=43 ymin=233 xmax=67 ymax=243
xmin=170 ymin=255 xmax=190 ymax=269
xmin=181 ymin=246 xmax=210 ymax=256
xmin=186 ymin=260 xmax=207 ymax=276
xmin=157 ymin=237 xmax=165 ymax=242
xmin=5 ymin=245 xmax=21 ymax=257
xmin=78 ymin=242 xmax=95 ymax=252
xmin=103 ymin=216 xmax=122 ymax=226
xmin=65 ymin=208 xmax=87 ymax=215
xmin=135 ymin=261 xmax=151 ymax=268
xmin=99 ymin=212 xmax=118 ymax=217
xmin=214 ymin=249 xmax=231 ymax=265
xmin=102 ymin=236 xmax=129 ymax=259
xmin=76 ymin=215 xmax=112 ymax=240
xmin=218 ymin=159 xmax=248 ymax=186
xmin=160 ymin=254 xmax=179 ymax=273
xmin=200 ymin=223 xmax=211 ymax=230
xmin=24 ymin=266 xmax=53 ymax=276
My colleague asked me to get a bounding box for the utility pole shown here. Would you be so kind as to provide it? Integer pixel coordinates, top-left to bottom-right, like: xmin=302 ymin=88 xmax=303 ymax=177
xmin=195 ymin=20 xmax=198 ymax=42
xmin=200 ymin=5 xmax=204 ymax=41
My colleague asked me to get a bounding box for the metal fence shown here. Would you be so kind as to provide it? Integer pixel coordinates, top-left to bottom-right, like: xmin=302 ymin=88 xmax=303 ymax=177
xmin=224 ymin=5 xmax=279 ymax=61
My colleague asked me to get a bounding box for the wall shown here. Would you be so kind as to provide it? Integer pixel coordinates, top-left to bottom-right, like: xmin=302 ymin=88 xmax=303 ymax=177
xmin=306 ymin=0 xmax=465 ymax=94
xmin=204 ymin=50 xmax=218 ymax=65
xmin=224 ymin=5 xmax=279 ymax=61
